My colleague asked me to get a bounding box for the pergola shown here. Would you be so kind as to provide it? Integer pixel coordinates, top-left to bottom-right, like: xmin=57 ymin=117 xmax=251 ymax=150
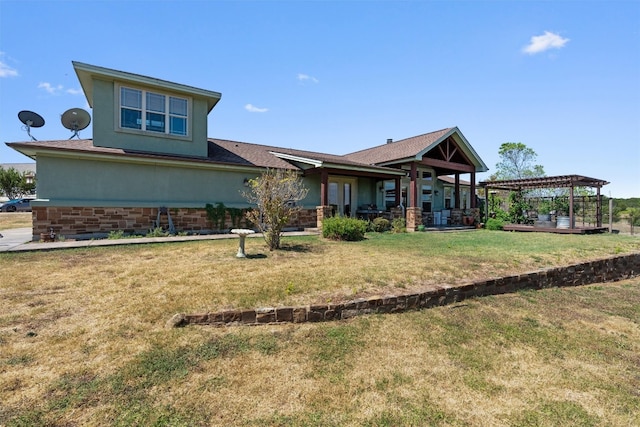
xmin=479 ymin=175 xmax=610 ymax=230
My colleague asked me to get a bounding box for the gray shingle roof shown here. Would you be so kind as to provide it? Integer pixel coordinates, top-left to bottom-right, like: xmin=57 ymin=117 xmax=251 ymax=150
xmin=344 ymin=128 xmax=454 ymax=165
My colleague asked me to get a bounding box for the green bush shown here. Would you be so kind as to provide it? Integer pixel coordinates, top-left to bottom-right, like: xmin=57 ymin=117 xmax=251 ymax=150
xmin=391 ymin=217 xmax=406 ymax=233
xmin=371 ymin=217 xmax=390 ymax=232
xmin=322 ymin=216 xmax=367 ymax=241
xmin=485 ymin=218 xmax=505 ymax=231
xmin=107 ymin=230 xmax=126 ymax=240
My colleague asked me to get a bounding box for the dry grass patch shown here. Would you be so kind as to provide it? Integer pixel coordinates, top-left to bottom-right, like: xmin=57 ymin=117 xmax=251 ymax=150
xmin=0 ymin=212 xmax=31 ymax=230
xmin=1 ymin=231 xmax=639 ymax=425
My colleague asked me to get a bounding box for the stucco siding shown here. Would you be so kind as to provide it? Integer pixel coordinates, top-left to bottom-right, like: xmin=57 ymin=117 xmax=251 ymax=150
xmin=91 ymin=78 xmax=209 ymax=158
xmin=34 ymin=155 xmax=319 ymax=209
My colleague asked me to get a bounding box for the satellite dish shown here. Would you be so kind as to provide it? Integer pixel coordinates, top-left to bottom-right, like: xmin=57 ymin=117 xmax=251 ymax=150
xmin=18 ymin=110 xmax=45 ymax=141
xmin=61 ymin=108 xmax=91 ymax=139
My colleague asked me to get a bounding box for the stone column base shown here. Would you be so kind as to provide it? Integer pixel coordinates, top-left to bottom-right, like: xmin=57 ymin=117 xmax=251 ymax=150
xmin=316 ymin=206 xmax=334 ymax=229
xmin=406 ymin=207 xmax=422 ymax=232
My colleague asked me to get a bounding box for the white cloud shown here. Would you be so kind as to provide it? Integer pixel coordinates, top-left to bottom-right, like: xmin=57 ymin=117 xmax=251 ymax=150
xmin=0 ymin=52 xmax=18 ymax=77
xmin=297 ymin=73 xmax=319 ymax=84
xmin=245 ymin=103 xmax=269 ymax=113
xmin=523 ymin=31 xmax=570 ymax=55
xmin=38 ymin=82 xmax=64 ymax=95
xmin=66 ymin=88 xmax=83 ymax=95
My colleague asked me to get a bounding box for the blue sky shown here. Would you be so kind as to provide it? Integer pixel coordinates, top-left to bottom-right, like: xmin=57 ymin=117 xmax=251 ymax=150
xmin=1 ymin=0 xmax=639 ymax=197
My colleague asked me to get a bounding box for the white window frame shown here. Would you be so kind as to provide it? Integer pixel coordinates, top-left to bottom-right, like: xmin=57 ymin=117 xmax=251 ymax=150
xmin=116 ymin=84 xmax=191 ymax=138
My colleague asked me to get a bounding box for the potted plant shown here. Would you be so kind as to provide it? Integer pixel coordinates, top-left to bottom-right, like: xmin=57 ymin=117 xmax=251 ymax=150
xmin=538 ymin=200 xmax=552 ymax=222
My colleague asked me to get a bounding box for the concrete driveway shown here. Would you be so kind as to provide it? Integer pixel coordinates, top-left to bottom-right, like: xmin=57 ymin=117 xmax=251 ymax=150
xmin=0 ymin=227 xmax=33 ymax=252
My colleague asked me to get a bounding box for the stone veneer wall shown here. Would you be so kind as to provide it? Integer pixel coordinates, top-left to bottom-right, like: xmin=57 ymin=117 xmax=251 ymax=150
xmin=32 ymin=206 xmax=317 ymax=239
xmin=168 ymin=253 xmax=640 ymax=328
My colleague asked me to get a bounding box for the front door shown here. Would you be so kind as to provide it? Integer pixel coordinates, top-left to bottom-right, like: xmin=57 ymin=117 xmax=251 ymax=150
xmin=328 ymin=178 xmax=356 ymax=217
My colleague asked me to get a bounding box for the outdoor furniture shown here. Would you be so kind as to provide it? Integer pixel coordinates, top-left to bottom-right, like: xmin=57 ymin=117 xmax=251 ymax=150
xmin=422 ymin=212 xmax=434 ymax=226
xmin=356 ymin=205 xmax=385 ymax=221
xmin=441 ymin=209 xmax=451 ymax=225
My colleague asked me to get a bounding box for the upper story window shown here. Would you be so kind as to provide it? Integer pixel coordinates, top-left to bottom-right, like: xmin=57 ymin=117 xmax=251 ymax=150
xmin=119 ymin=86 xmax=189 ymax=136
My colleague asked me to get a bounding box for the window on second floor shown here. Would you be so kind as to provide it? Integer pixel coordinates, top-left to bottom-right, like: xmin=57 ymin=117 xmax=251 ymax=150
xmin=119 ymin=86 xmax=189 ymax=137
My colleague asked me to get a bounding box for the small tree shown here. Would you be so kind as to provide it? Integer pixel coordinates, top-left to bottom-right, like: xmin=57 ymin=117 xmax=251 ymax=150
xmin=242 ymin=169 xmax=309 ymax=250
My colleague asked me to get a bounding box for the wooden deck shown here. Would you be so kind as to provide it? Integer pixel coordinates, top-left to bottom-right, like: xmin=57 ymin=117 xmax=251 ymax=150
xmin=502 ymin=224 xmax=609 ymax=234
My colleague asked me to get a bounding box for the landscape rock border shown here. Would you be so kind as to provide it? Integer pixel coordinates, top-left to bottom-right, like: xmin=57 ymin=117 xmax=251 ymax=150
xmin=167 ymin=253 xmax=640 ymax=328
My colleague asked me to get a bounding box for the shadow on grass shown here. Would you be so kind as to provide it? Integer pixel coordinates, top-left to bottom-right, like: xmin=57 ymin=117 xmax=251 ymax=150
xmin=276 ymin=243 xmax=315 ymax=253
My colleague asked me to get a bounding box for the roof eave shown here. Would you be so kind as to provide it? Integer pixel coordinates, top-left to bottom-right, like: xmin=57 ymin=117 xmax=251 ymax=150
xmin=72 ymin=61 xmax=222 ymax=112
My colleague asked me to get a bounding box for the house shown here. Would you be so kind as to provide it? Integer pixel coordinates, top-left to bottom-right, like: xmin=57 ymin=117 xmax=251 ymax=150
xmin=6 ymin=61 xmax=488 ymax=239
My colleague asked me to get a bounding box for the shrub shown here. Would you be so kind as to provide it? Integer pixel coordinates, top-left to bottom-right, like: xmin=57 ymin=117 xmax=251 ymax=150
xmin=146 ymin=227 xmax=170 ymax=237
xmin=371 ymin=217 xmax=390 ymax=232
xmin=391 ymin=217 xmax=406 ymax=233
xmin=107 ymin=230 xmax=126 ymax=240
xmin=205 ymin=202 xmax=226 ymax=231
xmin=322 ymin=216 xmax=367 ymax=241
xmin=242 ymin=169 xmax=309 ymax=251
xmin=485 ymin=218 xmax=505 ymax=231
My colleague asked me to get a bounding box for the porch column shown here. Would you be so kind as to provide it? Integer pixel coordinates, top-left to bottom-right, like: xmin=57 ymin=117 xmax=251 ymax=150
xmin=395 ymin=177 xmax=401 ymax=207
xmin=470 ymin=172 xmax=476 ymax=208
xmin=410 ymin=163 xmax=417 ymax=208
xmin=320 ymin=170 xmax=328 ymax=206
xmin=317 ymin=170 xmax=331 ymax=229
xmin=454 ymin=174 xmax=460 ymax=209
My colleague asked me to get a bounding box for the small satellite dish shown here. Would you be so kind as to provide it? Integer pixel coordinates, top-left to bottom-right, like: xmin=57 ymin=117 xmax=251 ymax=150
xmin=18 ymin=110 xmax=45 ymax=141
xmin=61 ymin=108 xmax=91 ymax=139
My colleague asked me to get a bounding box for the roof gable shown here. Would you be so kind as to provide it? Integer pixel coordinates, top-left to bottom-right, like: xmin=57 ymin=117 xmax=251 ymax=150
xmin=344 ymin=127 xmax=488 ymax=173
xmin=345 ymin=128 xmax=453 ymax=165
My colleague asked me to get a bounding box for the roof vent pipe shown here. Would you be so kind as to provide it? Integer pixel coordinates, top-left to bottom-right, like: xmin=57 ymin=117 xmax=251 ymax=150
xmin=386 ymin=138 xmax=393 ymax=144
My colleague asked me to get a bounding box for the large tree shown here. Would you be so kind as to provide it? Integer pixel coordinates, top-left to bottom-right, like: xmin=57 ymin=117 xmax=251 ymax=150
xmin=242 ymin=168 xmax=309 ymax=251
xmin=0 ymin=167 xmax=32 ymax=199
xmin=494 ymin=142 xmax=545 ymax=180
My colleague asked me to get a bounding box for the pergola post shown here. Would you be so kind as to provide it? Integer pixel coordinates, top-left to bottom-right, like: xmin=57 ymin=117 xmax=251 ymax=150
xmin=569 ymin=186 xmax=575 ymax=229
xmin=484 ymin=185 xmax=489 ymax=222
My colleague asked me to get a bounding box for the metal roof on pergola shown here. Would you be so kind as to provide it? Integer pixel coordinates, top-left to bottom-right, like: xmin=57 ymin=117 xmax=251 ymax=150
xmin=479 ymin=174 xmax=610 ymax=191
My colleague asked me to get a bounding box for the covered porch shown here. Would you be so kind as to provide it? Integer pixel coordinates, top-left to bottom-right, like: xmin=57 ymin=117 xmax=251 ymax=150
xmin=315 ymin=127 xmax=489 ymax=230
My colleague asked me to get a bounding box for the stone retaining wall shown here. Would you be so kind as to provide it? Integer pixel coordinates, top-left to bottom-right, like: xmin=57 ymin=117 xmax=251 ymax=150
xmin=168 ymin=252 xmax=640 ymax=328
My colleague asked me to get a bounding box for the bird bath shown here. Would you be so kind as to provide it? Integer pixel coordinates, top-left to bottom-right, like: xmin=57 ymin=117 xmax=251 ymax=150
xmin=230 ymin=229 xmax=255 ymax=258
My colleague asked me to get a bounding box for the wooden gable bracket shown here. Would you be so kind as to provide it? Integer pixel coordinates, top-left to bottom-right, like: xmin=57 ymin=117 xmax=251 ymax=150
xmin=437 ymin=137 xmax=458 ymax=162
